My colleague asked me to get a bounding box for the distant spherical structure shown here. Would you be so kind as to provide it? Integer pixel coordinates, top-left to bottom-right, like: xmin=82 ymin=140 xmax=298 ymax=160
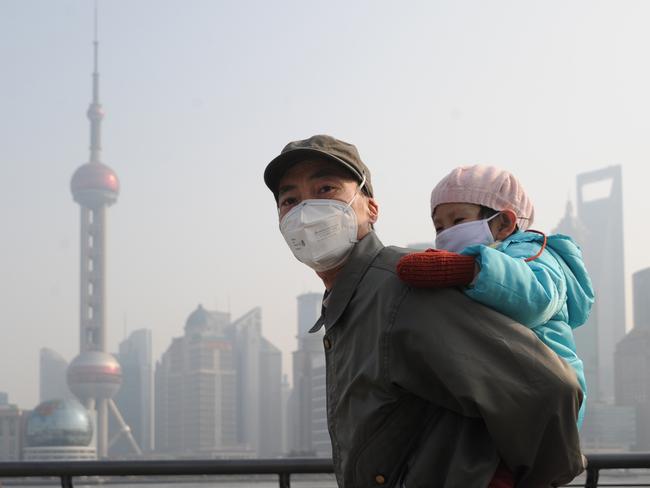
xmin=67 ymin=351 xmax=122 ymax=402
xmin=26 ymin=399 xmax=93 ymax=447
xmin=70 ymin=162 xmax=119 ymax=208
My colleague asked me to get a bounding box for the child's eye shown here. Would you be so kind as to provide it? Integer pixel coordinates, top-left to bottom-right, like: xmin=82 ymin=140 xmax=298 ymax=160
xmin=453 ymin=218 xmax=466 ymax=225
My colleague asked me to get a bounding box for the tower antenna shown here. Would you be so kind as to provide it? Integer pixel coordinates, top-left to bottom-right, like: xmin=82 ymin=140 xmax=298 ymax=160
xmin=88 ymin=0 xmax=103 ymax=163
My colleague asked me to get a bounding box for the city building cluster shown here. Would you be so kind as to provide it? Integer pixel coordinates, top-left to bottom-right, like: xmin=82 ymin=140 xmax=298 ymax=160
xmin=0 ymin=293 xmax=326 ymax=461
xmin=1 ymin=17 xmax=648 ymax=462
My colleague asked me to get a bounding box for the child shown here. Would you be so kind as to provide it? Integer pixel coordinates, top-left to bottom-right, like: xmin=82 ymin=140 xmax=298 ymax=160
xmin=397 ymin=164 xmax=594 ymax=426
xmin=397 ymin=165 xmax=593 ymax=487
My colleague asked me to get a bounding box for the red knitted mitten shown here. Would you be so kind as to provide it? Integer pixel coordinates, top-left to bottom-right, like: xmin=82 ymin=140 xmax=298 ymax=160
xmin=396 ymin=249 xmax=477 ymax=288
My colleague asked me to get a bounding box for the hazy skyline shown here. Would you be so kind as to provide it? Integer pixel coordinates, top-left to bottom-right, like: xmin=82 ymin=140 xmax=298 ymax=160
xmin=2 ymin=0 xmax=650 ymax=408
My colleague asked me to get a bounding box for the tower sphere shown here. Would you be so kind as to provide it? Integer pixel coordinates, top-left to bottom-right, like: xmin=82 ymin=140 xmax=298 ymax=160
xmin=26 ymin=399 xmax=93 ymax=447
xmin=70 ymin=162 xmax=119 ymax=208
xmin=67 ymin=351 xmax=122 ymax=402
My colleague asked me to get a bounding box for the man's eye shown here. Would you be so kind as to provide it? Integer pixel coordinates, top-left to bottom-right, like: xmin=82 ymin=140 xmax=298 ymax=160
xmin=318 ymin=185 xmax=335 ymax=194
xmin=280 ymin=197 xmax=296 ymax=207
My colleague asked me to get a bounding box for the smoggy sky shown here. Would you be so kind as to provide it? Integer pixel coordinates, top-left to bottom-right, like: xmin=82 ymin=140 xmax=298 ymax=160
xmin=2 ymin=0 xmax=649 ymax=408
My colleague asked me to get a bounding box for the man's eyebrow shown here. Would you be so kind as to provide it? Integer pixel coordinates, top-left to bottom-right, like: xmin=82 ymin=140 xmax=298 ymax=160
xmin=278 ymin=183 xmax=296 ymax=197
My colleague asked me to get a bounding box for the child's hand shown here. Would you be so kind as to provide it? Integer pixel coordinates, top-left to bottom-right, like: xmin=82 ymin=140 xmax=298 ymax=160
xmin=396 ymin=249 xmax=477 ymax=288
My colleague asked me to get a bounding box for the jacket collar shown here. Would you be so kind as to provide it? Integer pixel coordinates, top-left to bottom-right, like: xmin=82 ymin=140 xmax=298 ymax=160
xmin=309 ymin=231 xmax=384 ymax=333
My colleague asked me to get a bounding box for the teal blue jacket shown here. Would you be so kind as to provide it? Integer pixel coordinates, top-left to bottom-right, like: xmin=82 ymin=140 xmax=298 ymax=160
xmin=461 ymin=231 xmax=594 ymax=428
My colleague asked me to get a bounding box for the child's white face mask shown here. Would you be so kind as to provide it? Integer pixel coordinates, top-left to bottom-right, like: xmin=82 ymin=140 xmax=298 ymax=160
xmin=435 ymin=213 xmax=500 ymax=253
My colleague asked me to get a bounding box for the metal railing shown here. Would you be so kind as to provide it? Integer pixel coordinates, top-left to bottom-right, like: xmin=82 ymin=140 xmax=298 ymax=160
xmin=581 ymin=453 xmax=650 ymax=488
xmin=0 ymin=454 xmax=649 ymax=487
xmin=0 ymin=458 xmax=333 ymax=487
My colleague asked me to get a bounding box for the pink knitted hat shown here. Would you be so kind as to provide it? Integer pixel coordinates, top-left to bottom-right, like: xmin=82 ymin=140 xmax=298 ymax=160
xmin=430 ymin=165 xmax=535 ymax=230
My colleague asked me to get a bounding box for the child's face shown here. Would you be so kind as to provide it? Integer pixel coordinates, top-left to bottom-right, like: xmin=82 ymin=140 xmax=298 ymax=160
xmin=432 ymin=202 xmax=484 ymax=235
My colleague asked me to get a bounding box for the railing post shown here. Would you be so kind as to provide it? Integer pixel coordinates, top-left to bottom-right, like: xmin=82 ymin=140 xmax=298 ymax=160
xmin=584 ymin=467 xmax=599 ymax=488
xmin=279 ymin=472 xmax=291 ymax=488
xmin=60 ymin=475 xmax=74 ymax=488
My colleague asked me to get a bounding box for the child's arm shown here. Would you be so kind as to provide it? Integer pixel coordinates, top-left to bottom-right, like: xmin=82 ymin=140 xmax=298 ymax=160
xmin=396 ymin=249 xmax=477 ymax=288
xmin=462 ymin=243 xmax=565 ymax=328
xmin=397 ymin=243 xmax=565 ymax=329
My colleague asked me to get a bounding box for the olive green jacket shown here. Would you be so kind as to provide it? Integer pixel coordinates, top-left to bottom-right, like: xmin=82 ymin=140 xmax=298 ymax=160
xmin=310 ymin=232 xmax=584 ymax=488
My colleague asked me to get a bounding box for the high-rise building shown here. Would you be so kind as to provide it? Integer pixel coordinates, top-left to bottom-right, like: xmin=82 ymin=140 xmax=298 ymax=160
xmin=259 ymin=336 xmax=283 ymax=456
xmin=231 ymin=307 xmax=283 ymax=456
xmin=110 ymin=329 xmax=154 ymax=455
xmin=633 ymin=268 xmax=650 ymax=330
xmin=310 ymin=355 xmax=330 ymax=457
xmin=39 ymin=348 xmax=73 ymax=403
xmin=0 ymin=400 xmax=23 ymax=461
xmin=155 ymin=306 xmax=238 ymax=456
xmin=155 ymin=305 xmax=282 ymax=457
xmin=615 ymin=267 xmax=650 ymax=450
xmin=288 ymin=292 xmax=327 ymax=456
xmin=280 ymin=375 xmax=291 ymax=454
xmin=232 ymin=309 xmax=261 ymax=454
xmin=65 ymin=12 xmax=137 ymax=458
xmin=571 ymin=166 xmax=626 ymax=403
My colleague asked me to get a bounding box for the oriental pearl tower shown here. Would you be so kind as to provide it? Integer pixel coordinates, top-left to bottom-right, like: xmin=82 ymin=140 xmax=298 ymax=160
xmin=66 ymin=10 xmax=141 ymax=458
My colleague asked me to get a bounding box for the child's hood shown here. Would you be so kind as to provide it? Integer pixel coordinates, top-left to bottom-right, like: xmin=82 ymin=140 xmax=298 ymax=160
xmin=503 ymin=232 xmax=595 ymax=329
xmin=545 ymin=235 xmax=595 ymax=329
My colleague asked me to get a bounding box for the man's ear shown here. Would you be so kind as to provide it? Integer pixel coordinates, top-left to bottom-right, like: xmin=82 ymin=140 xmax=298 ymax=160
xmin=493 ymin=209 xmax=518 ymax=240
xmin=367 ymin=197 xmax=379 ymax=224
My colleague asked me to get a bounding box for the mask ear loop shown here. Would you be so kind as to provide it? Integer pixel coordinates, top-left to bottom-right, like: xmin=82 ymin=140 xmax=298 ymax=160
xmin=524 ymin=230 xmax=548 ymax=262
xmin=346 ymin=174 xmax=367 ymax=207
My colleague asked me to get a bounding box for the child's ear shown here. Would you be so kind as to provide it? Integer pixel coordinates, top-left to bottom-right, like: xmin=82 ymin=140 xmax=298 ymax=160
xmin=494 ymin=210 xmax=518 ymax=240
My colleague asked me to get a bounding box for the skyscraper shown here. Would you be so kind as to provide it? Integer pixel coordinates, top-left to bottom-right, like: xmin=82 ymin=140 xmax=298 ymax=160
xmin=155 ymin=306 xmax=239 ymax=456
xmin=155 ymin=305 xmax=282 ymax=457
xmin=573 ymin=166 xmax=626 ymax=403
xmin=66 ymin=13 xmax=138 ymax=458
xmin=39 ymin=348 xmax=73 ymax=403
xmin=288 ymin=292 xmax=327 ymax=456
xmin=232 ymin=309 xmax=261 ymax=454
xmin=633 ymin=268 xmax=650 ymax=330
xmin=0 ymin=399 xmax=23 ymax=461
xmin=231 ymin=307 xmax=283 ymax=456
xmin=615 ymin=267 xmax=650 ymax=450
xmin=259 ymin=336 xmax=283 ymax=456
xmin=110 ymin=329 xmax=154 ymax=455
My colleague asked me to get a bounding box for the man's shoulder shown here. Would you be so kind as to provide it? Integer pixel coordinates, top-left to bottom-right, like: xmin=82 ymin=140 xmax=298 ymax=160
xmin=367 ymin=244 xmax=475 ymax=311
xmin=371 ymin=245 xmax=415 ymax=273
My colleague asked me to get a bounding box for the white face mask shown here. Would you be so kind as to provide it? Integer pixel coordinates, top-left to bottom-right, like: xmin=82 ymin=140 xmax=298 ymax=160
xmin=435 ymin=213 xmax=500 ymax=253
xmin=279 ymin=181 xmax=364 ymax=272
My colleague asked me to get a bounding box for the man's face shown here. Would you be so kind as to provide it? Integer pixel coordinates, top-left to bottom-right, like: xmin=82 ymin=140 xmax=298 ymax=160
xmin=277 ymin=159 xmax=378 ymax=240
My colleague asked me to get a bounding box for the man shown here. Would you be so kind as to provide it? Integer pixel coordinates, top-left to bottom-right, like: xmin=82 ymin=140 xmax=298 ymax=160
xmin=264 ymin=135 xmax=584 ymax=487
